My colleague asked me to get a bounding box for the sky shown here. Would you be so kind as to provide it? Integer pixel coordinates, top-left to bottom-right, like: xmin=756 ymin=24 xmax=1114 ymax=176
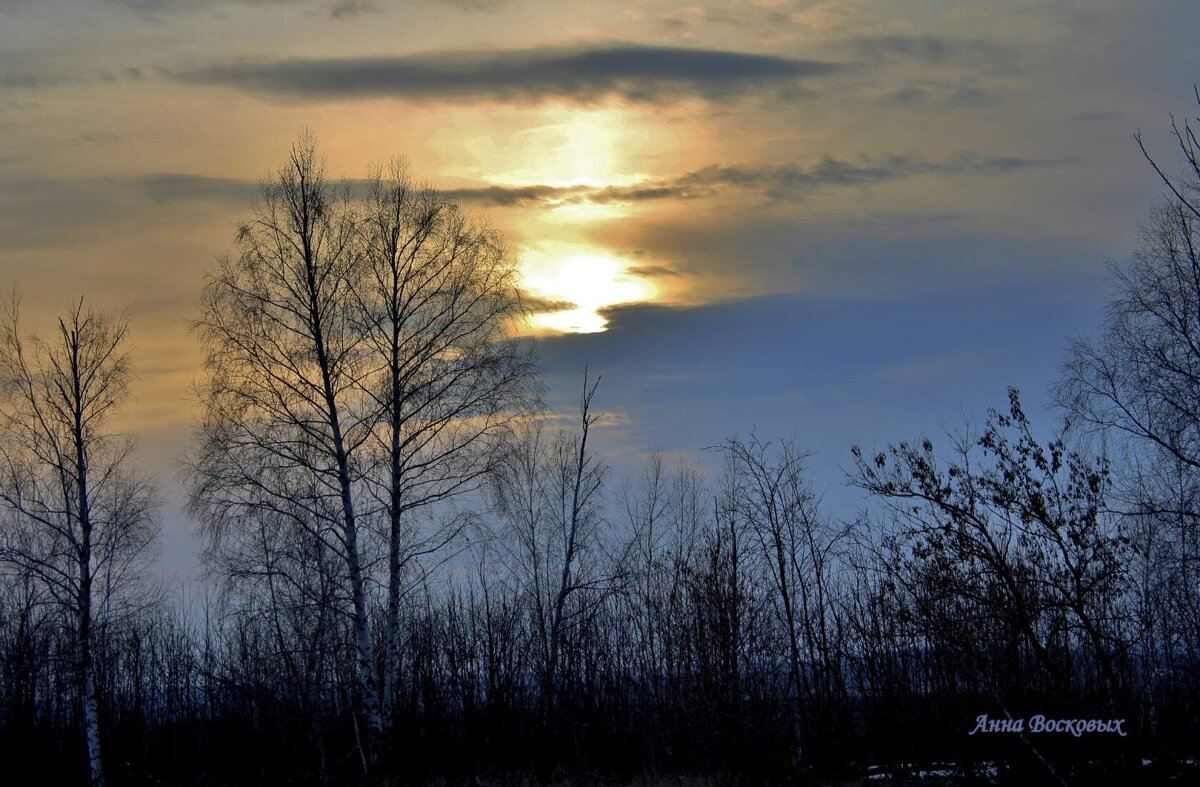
xmin=2 ymin=0 xmax=1198 ymax=585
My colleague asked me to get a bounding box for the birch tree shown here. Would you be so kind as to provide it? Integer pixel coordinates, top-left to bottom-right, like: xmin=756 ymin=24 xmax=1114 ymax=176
xmin=354 ymin=161 xmax=535 ymax=729
xmin=0 ymin=295 xmax=157 ymax=787
xmin=189 ymin=136 xmax=386 ymax=767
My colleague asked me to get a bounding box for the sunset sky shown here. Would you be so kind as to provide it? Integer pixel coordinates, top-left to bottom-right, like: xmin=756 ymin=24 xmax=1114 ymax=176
xmin=2 ymin=0 xmax=1198 ymax=581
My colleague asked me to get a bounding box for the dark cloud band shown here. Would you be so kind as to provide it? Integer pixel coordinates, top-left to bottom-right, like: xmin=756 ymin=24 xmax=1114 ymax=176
xmin=454 ymin=153 xmax=1072 ymax=206
xmin=87 ymin=152 xmax=1068 ymax=212
xmin=168 ymin=44 xmax=842 ymax=103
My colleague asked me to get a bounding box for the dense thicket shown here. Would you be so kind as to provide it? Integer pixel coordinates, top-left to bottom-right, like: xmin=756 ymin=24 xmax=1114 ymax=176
xmin=2 ymin=394 xmax=1197 ymax=785
xmin=3 ymin=119 xmax=1200 ymax=785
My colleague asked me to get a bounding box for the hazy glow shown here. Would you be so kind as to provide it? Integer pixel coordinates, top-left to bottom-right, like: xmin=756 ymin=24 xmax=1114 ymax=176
xmin=496 ymin=108 xmax=640 ymax=189
xmin=476 ymin=106 xmax=650 ymax=225
xmin=0 ymin=2 xmax=1170 ymax=431
xmin=547 ymin=200 xmax=632 ymax=222
xmin=530 ymin=308 xmax=610 ymax=334
xmin=521 ymin=245 xmax=656 ymax=334
xmin=492 ymin=108 xmax=664 ymax=329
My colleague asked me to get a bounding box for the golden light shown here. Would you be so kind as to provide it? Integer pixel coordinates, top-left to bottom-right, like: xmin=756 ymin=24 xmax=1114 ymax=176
xmin=547 ymin=200 xmax=631 ymax=223
xmin=463 ymin=106 xmax=680 ymax=331
xmin=520 ymin=243 xmax=657 ymax=334
xmin=472 ymin=106 xmax=648 ymax=222
xmin=496 ymin=107 xmax=635 ymax=188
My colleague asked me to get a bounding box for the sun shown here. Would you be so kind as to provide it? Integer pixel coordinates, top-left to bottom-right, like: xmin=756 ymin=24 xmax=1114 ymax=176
xmin=471 ymin=107 xmax=672 ymax=332
xmin=520 ymin=244 xmax=657 ymax=334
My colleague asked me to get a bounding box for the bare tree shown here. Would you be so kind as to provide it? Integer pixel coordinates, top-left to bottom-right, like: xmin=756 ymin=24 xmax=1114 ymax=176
xmin=719 ymin=434 xmax=849 ymax=766
xmin=488 ymin=373 xmax=611 ymax=743
xmin=191 ymin=136 xmax=540 ymax=773
xmin=188 ymin=135 xmax=386 ymax=766
xmin=0 ymin=294 xmax=157 ymax=786
xmin=619 ymin=452 xmax=671 ymax=713
xmin=851 ymin=390 xmax=1129 ymax=704
xmin=354 ymin=160 xmax=536 ymax=730
xmin=1059 ymin=93 xmax=1200 ymax=576
xmin=1058 ymin=90 xmax=1200 ymax=728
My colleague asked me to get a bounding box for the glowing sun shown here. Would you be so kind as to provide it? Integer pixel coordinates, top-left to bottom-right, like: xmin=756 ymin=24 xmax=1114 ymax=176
xmin=520 ymin=244 xmax=656 ymax=334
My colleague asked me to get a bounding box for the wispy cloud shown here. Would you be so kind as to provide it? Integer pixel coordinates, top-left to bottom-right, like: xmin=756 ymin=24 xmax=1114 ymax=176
xmin=882 ymin=83 xmax=1001 ymax=109
xmin=129 ymin=173 xmax=260 ymax=203
xmin=0 ymin=51 xmax=89 ymax=90
xmin=1070 ymin=110 xmax=1122 ymax=123
xmin=96 ymin=0 xmax=387 ymax=21
xmin=436 ymin=0 xmax=506 ymax=11
xmin=443 ymin=184 xmax=587 ymax=207
xmin=664 ymin=153 xmax=1061 ymax=199
xmin=103 ymin=0 xmax=303 ymax=12
xmin=845 ymin=34 xmax=1018 ymax=69
xmin=328 ymin=0 xmax=378 ymax=18
xmin=453 ymin=152 xmax=1072 ymax=206
xmin=167 ymin=44 xmax=842 ymax=103
xmin=68 ymin=152 xmax=1067 ymax=215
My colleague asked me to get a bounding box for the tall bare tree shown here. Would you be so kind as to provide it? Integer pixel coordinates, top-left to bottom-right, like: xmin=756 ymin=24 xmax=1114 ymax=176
xmin=1058 ymin=90 xmax=1200 ymax=719
xmin=0 ymin=294 xmax=157 ymax=787
xmin=354 ymin=160 xmax=535 ymax=729
xmin=189 ymin=136 xmax=386 ymax=765
xmin=191 ymin=136 xmax=539 ymax=772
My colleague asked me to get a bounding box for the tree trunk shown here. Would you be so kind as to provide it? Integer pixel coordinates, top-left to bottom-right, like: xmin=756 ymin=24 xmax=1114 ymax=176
xmin=80 ymin=615 xmax=105 ymax=787
xmin=333 ymin=418 xmax=384 ymax=762
xmin=383 ymin=350 xmax=404 ymax=732
xmin=73 ymin=336 xmax=105 ymax=787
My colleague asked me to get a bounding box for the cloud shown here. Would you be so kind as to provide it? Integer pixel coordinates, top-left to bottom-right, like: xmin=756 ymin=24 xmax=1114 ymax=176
xmin=0 ymin=149 xmax=1060 ymax=251
xmin=677 ymin=152 xmax=1063 ymax=196
xmin=103 ymin=151 xmax=1064 ymax=215
xmin=75 ymin=131 xmax=123 ymax=143
xmin=447 ymin=152 xmax=1071 ymax=207
xmin=98 ymin=0 xmax=380 ymax=20
xmin=0 ymin=51 xmax=143 ymax=92
xmin=133 ymin=175 xmax=558 ymax=207
xmin=626 ymin=263 xmax=682 ymax=279
xmin=0 ymin=174 xmax=264 ymax=250
xmin=437 ymin=0 xmax=506 ymax=11
xmin=328 ymin=0 xmax=378 ymax=17
xmin=442 ymin=183 xmax=586 ymax=207
xmin=103 ymin=0 xmax=302 ymax=12
xmin=167 ymin=44 xmax=842 ymax=103
xmin=518 ymin=294 xmax=579 ymax=314
xmin=654 ymin=5 xmax=758 ymax=33
xmin=0 ymin=149 xmax=1061 ymax=251
xmin=0 ymin=51 xmax=88 ymax=90
xmin=527 ymin=281 xmax=1097 ymax=481
xmin=129 ymin=173 xmax=260 ymax=203
xmin=847 ymin=34 xmax=1018 ymax=69
xmin=945 ymin=86 xmax=998 ymax=108
xmin=1071 ymin=110 xmax=1121 ymax=123
xmin=0 ymin=71 xmax=51 ymax=89
xmin=883 ymin=83 xmax=1001 ymax=109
